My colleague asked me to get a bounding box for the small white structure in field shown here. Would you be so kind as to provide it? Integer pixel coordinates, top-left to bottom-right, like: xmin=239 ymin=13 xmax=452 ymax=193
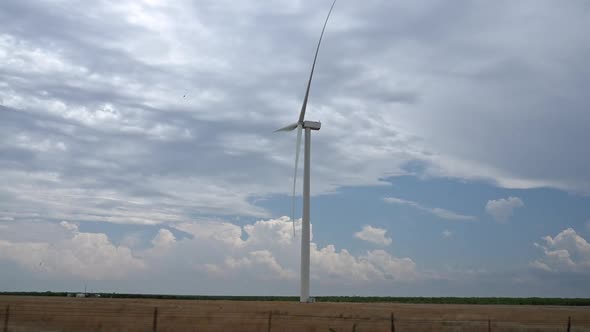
xmin=75 ymin=293 xmax=86 ymax=298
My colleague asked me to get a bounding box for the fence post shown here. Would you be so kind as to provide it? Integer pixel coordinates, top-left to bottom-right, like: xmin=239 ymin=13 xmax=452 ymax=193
xmin=3 ymin=305 xmax=9 ymax=332
xmin=567 ymin=316 xmax=571 ymax=332
xmin=267 ymin=311 xmax=272 ymax=332
xmin=391 ymin=312 xmax=395 ymax=332
xmin=152 ymin=307 xmax=158 ymax=332
xmin=488 ymin=318 xmax=491 ymax=332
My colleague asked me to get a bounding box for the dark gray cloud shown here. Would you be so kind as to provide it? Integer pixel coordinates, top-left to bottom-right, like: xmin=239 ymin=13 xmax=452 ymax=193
xmin=2 ymin=0 xmax=589 ymax=227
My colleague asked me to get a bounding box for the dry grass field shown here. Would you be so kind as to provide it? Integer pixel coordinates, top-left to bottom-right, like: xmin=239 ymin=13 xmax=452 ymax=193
xmin=1 ymin=295 xmax=589 ymax=331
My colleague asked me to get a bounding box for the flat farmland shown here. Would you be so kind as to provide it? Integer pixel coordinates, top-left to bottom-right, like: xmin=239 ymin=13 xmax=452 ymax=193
xmin=1 ymin=296 xmax=590 ymax=331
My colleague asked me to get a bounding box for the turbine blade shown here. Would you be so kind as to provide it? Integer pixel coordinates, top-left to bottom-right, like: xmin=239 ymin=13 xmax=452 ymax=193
xmin=274 ymin=122 xmax=299 ymax=132
xmin=297 ymin=0 xmax=337 ymax=124
xmin=291 ymin=124 xmax=303 ymax=236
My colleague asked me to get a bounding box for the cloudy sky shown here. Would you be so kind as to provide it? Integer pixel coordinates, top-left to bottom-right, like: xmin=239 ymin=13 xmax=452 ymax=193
xmin=1 ymin=0 xmax=590 ymax=297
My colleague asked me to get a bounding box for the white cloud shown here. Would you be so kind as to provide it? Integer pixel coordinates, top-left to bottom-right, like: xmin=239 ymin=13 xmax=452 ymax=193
xmin=220 ymin=250 xmax=296 ymax=281
xmin=384 ymin=197 xmax=477 ymax=221
xmin=529 ymin=260 xmax=551 ymax=272
xmin=485 ymin=197 xmax=524 ymax=223
xmin=0 ymin=217 xmax=418 ymax=286
xmin=430 ymin=208 xmax=475 ymax=221
xmin=354 ymin=225 xmax=392 ymax=246
xmin=184 ymin=217 xmax=417 ymax=282
xmin=442 ymin=230 xmax=453 ymax=238
xmin=243 ymin=216 xmax=300 ymax=246
xmin=0 ymin=227 xmax=144 ymax=280
xmin=530 ymin=228 xmax=590 ymax=273
xmin=59 ymin=221 xmax=79 ymax=233
xmin=0 ymin=169 xmax=270 ymax=227
xmin=175 ymin=220 xmax=244 ymax=247
xmin=187 ymin=217 xmax=417 ymax=282
xmin=312 ymin=246 xmax=416 ymax=282
xmin=121 ymin=233 xmax=142 ymax=249
xmin=151 ymin=228 xmax=176 ymax=248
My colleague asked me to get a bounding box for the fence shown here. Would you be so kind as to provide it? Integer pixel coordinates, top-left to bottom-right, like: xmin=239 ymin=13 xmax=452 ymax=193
xmin=1 ymin=301 xmax=590 ymax=332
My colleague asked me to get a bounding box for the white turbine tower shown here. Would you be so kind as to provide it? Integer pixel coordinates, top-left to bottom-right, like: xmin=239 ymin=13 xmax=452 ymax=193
xmin=274 ymin=0 xmax=337 ymax=303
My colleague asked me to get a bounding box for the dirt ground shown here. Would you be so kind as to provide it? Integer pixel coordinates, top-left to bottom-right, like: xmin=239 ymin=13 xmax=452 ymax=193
xmin=1 ymin=295 xmax=589 ymax=331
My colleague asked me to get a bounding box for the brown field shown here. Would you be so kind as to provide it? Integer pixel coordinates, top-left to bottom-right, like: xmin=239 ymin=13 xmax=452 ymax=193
xmin=1 ymin=295 xmax=590 ymax=331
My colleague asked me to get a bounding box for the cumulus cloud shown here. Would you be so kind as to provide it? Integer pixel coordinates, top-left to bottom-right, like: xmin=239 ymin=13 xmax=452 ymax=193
xmin=0 ymin=224 xmax=144 ymax=279
xmin=312 ymin=245 xmax=416 ymax=282
xmin=59 ymin=221 xmax=79 ymax=233
xmin=0 ymin=217 xmax=418 ymax=287
xmin=354 ymin=225 xmax=392 ymax=246
xmin=530 ymin=228 xmax=590 ymax=273
xmin=219 ymin=250 xmax=296 ymax=281
xmin=384 ymin=197 xmax=476 ymax=221
xmin=151 ymin=228 xmax=176 ymax=248
xmin=485 ymin=196 xmax=524 ymax=223
xmin=187 ymin=217 xmax=417 ymax=282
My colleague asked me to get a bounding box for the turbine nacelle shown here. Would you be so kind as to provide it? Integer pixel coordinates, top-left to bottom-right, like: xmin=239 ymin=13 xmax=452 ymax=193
xmin=303 ymin=121 xmax=321 ymax=131
xmin=274 ymin=121 xmax=321 ymax=132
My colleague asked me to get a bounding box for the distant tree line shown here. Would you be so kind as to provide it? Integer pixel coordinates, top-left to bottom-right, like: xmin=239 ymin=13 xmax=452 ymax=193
xmin=1 ymin=292 xmax=589 ymax=306
xmin=316 ymin=296 xmax=590 ymax=306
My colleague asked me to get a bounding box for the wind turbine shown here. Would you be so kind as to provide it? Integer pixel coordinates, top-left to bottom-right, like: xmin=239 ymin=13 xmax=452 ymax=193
xmin=274 ymin=0 xmax=337 ymax=303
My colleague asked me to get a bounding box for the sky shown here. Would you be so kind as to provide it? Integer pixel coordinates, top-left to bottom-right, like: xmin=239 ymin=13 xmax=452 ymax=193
xmin=1 ymin=0 xmax=589 ymax=297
